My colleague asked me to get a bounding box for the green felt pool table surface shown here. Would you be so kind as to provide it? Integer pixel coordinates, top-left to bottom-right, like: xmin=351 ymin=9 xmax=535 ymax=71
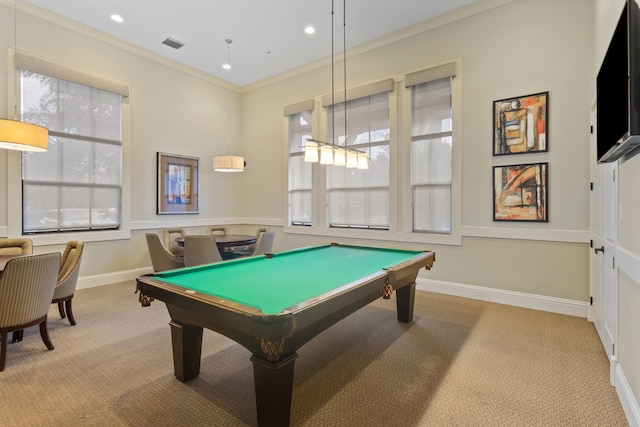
xmin=149 ymin=243 xmax=427 ymax=314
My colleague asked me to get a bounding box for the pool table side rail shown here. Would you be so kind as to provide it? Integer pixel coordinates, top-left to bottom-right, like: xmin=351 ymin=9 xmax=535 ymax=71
xmin=136 ymin=248 xmax=435 ymax=320
xmin=136 ymin=275 xmax=264 ymax=317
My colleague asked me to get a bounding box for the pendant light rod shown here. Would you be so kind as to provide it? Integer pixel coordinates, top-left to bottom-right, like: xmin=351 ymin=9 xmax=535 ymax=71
xmin=226 ymin=39 xmax=232 ymax=154
xmin=303 ymin=0 xmax=368 ymax=169
xmin=342 ymin=0 xmax=348 ymax=148
xmin=213 ymin=38 xmax=244 ymax=172
xmin=331 ymin=0 xmax=335 ymax=146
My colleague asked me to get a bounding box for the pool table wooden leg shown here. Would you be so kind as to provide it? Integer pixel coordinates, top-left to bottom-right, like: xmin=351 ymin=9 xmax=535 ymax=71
xmin=170 ymin=320 xmax=203 ymax=382
xmin=396 ymin=282 xmax=416 ymax=323
xmin=250 ymin=352 xmax=298 ymax=427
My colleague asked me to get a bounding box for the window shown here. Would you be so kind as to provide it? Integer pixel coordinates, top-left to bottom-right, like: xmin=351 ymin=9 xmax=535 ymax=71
xmin=410 ymin=78 xmax=452 ymax=233
xmin=284 ymin=65 xmax=460 ymax=245
xmin=285 ymin=100 xmax=314 ymax=226
xmin=405 ymin=62 xmax=458 ymax=237
xmin=327 ymin=92 xmax=390 ymax=229
xmin=11 ymin=52 xmax=129 ymax=239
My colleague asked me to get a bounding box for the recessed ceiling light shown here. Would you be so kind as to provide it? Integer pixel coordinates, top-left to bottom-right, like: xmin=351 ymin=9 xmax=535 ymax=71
xmin=111 ymin=14 xmax=124 ymax=23
xmin=305 ymin=26 xmax=315 ymax=35
xmin=222 ymin=63 xmax=231 ymax=70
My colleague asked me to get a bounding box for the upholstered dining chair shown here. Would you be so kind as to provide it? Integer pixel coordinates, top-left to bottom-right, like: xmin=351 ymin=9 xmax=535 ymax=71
xmin=205 ymin=226 xmax=228 ymax=236
xmin=227 ymin=227 xmax=267 ymax=257
xmin=0 ymin=238 xmax=33 ymax=255
xmin=52 ymin=241 xmax=84 ymax=326
xmin=0 ymin=252 xmax=61 ymax=371
xmin=145 ymin=233 xmax=185 ymax=272
xmin=230 ymin=230 xmax=275 ymax=258
xmin=183 ymin=235 xmax=223 ymax=267
xmin=163 ymin=228 xmax=185 ymax=258
xmin=250 ymin=230 xmax=275 ymax=256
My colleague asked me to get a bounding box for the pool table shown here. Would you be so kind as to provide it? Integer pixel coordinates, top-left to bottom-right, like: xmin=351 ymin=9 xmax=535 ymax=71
xmin=136 ymin=243 xmax=435 ymax=426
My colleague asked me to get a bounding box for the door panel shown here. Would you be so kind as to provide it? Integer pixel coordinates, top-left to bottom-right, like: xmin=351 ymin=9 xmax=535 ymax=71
xmin=590 ymin=109 xmax=617 ymax=380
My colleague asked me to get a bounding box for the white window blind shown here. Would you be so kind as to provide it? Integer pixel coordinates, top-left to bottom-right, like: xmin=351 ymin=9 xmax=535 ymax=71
xmin=327 ymin=91 xmax=390 ymax=229
xmin=410 ymin=77 xmax=453 ymax=233
xmin=285 ymin=106 xmax=313 ymax=226
xmin=19 ymin=64 xmax=124 ymax=234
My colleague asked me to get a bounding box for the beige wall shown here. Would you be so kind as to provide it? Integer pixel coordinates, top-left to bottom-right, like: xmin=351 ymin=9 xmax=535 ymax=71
xmin=1 ymin=0 xmax=592 ymax=302
xmin=242 ymin=0 xmax=593 ymax=301
xmin=0 ymin=2 xmax=246 ymax=275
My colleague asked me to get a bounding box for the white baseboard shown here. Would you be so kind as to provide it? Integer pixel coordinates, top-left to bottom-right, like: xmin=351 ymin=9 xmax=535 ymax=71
xmin=615 ymin=362 xmax=640 ymax=427
xmin=416 ymin=277 xmax=589 ymax=318
xmin=77 ymin=269 xmax=590 ymax=316
xmin=76 ymin=267 xmax=152 ymax=290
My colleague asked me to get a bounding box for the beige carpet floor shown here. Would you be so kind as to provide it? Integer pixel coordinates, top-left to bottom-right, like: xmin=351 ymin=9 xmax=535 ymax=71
xmin=0 ymin=281 xmax=629 ymax=426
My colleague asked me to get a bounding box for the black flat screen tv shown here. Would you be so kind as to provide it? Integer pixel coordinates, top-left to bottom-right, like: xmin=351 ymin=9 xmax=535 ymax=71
xmin=597 ymin=0 xmax=640 ymax=163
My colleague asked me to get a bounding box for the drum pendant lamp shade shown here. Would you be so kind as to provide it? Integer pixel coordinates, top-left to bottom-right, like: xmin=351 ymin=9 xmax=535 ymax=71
xmin=213 ymin=154 xmax=245 ymax=172
xmin=0 ymin=119 xmax=48 ymax=152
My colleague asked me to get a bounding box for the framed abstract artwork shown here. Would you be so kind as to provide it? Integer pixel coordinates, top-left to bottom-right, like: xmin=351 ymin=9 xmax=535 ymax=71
xmin=157 ymin=152 xmax=199 ymax=214
xmin=493 ymin=162 xmax=548 ymax=222
xmin=493 ymin=91 xmax=548 ymax=155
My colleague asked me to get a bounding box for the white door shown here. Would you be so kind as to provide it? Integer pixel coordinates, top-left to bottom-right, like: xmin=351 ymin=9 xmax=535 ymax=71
xmin=589 ymin=110 xmax=618 ymax=383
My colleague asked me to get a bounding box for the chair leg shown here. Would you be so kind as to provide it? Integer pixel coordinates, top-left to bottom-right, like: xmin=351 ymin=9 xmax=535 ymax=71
xmin=58 ymin=302 xmax=66 ymax=319
xmin=0 ymin=330 xmax=7 ymax=372
xmin=65 ymin=299 xmax=76 ymax=326
xmin=39 ymin=320 xmax=54 ymax=351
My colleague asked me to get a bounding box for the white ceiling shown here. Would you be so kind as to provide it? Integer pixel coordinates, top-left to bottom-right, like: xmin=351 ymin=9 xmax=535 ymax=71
xmin=22 ymin=0 xmax=479 ymax=87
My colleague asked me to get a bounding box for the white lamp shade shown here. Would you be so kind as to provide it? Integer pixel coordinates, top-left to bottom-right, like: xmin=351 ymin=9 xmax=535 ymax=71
xmin=304 ymin=141 xmax=319 ymax=162
xmin=319 ymin=145 xmax=334 ymax=164
xmin=0 ymin=119 xmax=48 ymax=152
xmin=357 ymin=152 xmax=368 ymax=169
xmin=333 ymin=148 xmax=346 ymax=166
xmin=346 ymin=151 xmax=358 ymax=168
xmin=213 ymin=154 xmax=245 ymax=172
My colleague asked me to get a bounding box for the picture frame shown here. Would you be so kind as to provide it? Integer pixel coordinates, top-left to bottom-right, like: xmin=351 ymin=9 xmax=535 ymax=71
xmin=493 ymin=91 xmax=548 ymax=156
xmin=157 ymin=152 xmax=199 ymax=215
xmin=493 ymin=162 xmax=548 ymax=222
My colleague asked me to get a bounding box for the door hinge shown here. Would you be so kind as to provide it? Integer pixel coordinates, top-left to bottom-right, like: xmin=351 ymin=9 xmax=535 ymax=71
xmin=590 ymin=182 xmax=593 ymax=191
xmin=613 ymin=256 xmax=616 ymax=269
xmin=590 ymin=296 xmax=593 ymax=305
xmin=613 ymin=343 xmax=615 ymax=355
xmin=590 ymin=125 xmax=594 ymax=134
xmin=590 ymin=239 xmax=593 ymax=248
xmin=613 ymin=170 xmax=616 ymax=182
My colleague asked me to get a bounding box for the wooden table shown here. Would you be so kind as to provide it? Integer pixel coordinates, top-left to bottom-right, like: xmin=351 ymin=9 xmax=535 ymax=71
xmin=0 ymin=254 xmax=27 ymax=271
xmin=175 ymin=234 xmax=256 ymax=250
xmin=175 ymin=234 xmax=257 ymax=260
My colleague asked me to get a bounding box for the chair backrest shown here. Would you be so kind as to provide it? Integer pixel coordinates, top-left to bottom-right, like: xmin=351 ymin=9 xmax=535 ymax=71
xmin=254 ymin=227 xmax=268 ymax=237
xmin=0 ymin=253 xmax=61 ymax=328
xmin=183 ymin=235 xmax=223 ymax=267
xmin=145 ymin=233 xmax=185 ymax=272
xmin=0 ymin=238 xmax=33 ymax=255
xmin=163 ymin=228 xmax=185 ymax=257
xmin=205 ymin=226 xmax=228 ymax=236
xmin=54 ymin=240 xmax=84 ymax=300
xmin=251 ymin=231 xmax=275 ymax=256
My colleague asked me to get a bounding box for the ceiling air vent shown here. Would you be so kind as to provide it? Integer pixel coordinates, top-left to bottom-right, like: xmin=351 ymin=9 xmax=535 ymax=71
xmin=162 ymin=38 xmax=185 ymax=49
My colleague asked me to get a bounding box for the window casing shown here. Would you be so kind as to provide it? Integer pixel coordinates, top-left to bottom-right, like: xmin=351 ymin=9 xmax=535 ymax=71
xmin=7 ymin=51 xmax=131 ymax=244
